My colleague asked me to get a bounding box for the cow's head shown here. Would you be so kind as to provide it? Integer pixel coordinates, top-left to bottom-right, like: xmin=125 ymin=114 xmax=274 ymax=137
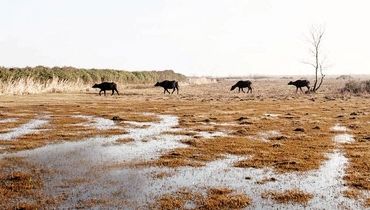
xmin=92 ymin=84 xmax=99 ymax=88
xmin=288 ymin=81 xmax=293 ymax=85
xmin=154 ymin=82 xmax=160 ymax=87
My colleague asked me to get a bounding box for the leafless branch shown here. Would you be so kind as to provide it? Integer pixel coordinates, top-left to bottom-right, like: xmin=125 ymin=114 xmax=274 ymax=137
xmin=305 ymin=25 xmax=327 ymax=93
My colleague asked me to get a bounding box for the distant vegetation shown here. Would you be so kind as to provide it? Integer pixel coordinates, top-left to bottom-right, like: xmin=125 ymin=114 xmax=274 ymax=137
xmin=0 ymin=66 xmax=186 ymax=94
xmin=0 ymin=66 xmax=186 ymax=84
xmin=336 ymin=75 xmax=354 ymax=80
xmin=341 ymin=80 xmax=370 ymax=94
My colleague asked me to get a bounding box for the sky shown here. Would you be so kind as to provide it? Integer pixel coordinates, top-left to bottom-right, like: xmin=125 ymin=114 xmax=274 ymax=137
xmin=1 ymin=0 xmax=370 ymax=76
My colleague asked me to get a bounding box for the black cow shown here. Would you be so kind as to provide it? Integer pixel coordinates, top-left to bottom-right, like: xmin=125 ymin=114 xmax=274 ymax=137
xmin=230 ymin=80 xmax=253 ymax=93
xmin=92 ymin=82 xmax=119 ymax=96
xmin=154 ymin=80 xmax=179 ymax=94
xmin=288 ymin=80 xmax=310 ymax=93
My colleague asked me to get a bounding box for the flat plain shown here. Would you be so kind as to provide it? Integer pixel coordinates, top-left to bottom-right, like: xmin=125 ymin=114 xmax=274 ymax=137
xmin=0 ymin=78 xmax=369 ymax=209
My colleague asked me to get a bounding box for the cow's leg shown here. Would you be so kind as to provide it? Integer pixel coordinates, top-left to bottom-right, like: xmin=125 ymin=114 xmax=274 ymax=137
xmin=104 ymin=90 xmax=106 ymax=96
xmin=166 ymin=89 xmax=171 ymax=94
xmin=241 ymin=88 xmax=245 ymax=93
xmin=99 ymin=90 xmax=102 ymax=96
xmin=177 ymin=87 xmax=179 ymax=94
xmin=164 ymin=89 xmax=166 ymax=94
xmin=238 ymin=87 xmax=240 ymax=93
xmin=115 ymin=88 xmax=119 ymax=95
xmin=300 ymin=87 xmax=303 ymax=93
xmin=171 ymin=88 xmax=175 ymax=94
xmin=296 ymin=87 xmax=298 ymax=93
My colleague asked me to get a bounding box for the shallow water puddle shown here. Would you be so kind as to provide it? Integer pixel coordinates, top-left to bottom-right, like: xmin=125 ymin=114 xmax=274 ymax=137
xmin=331 ymin=124 xmax=348 ymax=132
xmin=331 ymin=124 xmax=354 ymax=143
xmin=0 ymin=118 xmax=18 ymax=123
xmin=201 ymin=121 xmax=240 ymax=127
xmin=13 ymin=115 xmax=185 ymax=165
xmin=1 ymin=119 xmax=367 ymax=208
xmin=263 ymin=113 xmax=280 ymax=119
xmin=333 ymin=134 xmax=354 ymax=143
xmin=105 ymin=125 xmax=367 ymax=209
xmin=0 ymin=116 xmax=49 ymax=140
xmin=257 ymin=130 xmax=282 ymax=141
xmin=252 ymin=130 xmax=287 ymax=141
xmin=112 ymin=152 xmax=365 ymax=209
xmin=195 ymin=131 xmax=226 ymax=138
xmin=73 ymin=115 xmax=118 ymax=130
xmin=2 ymin=114 xmax=195 ymax=207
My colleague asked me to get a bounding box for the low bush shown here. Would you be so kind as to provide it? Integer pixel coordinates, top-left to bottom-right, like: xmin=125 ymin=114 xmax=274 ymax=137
xmin=341 ymin=80 xmax=370 ymax=94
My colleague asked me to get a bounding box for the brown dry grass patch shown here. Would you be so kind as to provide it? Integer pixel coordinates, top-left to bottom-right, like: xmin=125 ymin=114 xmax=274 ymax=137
xmin=151 ymin=171 xmax=173 ymax=179
xmin=199 ymin=188 xmax=251 ymax=209
xmin=151 ymin=135 xmax=333 ymax=173
xmin=115 ymin=137 xmax=134 ymax=144
xmin=75 ymin=198 xmax=109 ymax=209
xmin=261 ymin=189 xmax=313 ymax=204
xmin=255 ymin=177 xmax=277 ymax=185
xmin=154 ymin=187 xmax=251 ymax=210
xmin=342 ymin=125 xmax=370 ymax=191
xmin=365 ymin=198 xmax=370 ymax=207
xmin=343 ymin=189 xmax=361 ymax=199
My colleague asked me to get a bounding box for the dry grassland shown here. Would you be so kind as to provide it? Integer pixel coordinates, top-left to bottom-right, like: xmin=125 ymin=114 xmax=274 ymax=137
xmin=0 ymin=77 xmax=369 ymax=208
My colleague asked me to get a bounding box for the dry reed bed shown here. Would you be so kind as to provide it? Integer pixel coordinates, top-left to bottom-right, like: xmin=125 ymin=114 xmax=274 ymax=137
xmin=0 ymin=67 xmax=186 ymax=95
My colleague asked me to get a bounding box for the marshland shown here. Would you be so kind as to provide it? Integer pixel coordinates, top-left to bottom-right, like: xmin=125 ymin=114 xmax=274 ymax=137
xmin=0 ymin=72 xmax=369 ymax=209
xmin=2 ymin=0 xmax=370 ymax=209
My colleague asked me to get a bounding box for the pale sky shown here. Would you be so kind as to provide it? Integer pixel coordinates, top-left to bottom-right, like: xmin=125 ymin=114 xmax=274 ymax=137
xmin=1 ymin=0 xmax=370 ymax=76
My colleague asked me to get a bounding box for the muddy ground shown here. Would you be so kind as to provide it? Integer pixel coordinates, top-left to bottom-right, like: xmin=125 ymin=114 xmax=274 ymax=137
xmin=0 ymin=78 xmax=369 ymax=209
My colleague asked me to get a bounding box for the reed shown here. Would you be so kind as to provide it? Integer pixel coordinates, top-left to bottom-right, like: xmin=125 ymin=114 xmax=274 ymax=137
xmin=0 ymin=66 xmax=186 ymax=94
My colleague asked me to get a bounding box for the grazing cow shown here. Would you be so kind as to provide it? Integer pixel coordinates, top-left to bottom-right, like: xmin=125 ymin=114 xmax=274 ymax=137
xmin=230 ymin=80 xmax=253 ymax=93
xmin=154 ymin=80 xmax=179 ymax=94
xmin=92 ymin=82 xmax=119 ymax=96
xmin=288 ymin=80 xmax=310 ymax=93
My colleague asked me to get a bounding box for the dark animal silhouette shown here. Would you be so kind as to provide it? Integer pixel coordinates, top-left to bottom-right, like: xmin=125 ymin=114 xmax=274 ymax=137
xmin=288 ymin=80 xmax=310 ymax=93
xmin=230 ymin=80 xmax=253 ymax=93
xmin=92 ymin=82 xmax=119 ymax=96
xmin=154 ymin=80 xmax=179 ymax=94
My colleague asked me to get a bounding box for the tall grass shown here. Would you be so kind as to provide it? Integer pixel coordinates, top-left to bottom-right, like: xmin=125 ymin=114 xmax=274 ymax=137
xmin=0 ymin=66 xmax=186 ymax=94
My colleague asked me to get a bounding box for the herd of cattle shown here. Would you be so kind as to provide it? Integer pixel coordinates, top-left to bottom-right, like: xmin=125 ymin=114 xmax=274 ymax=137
xmin=92 ymin=79 xmax=311 ymax=96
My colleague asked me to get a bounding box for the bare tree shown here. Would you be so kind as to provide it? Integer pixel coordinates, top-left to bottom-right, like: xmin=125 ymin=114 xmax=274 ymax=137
xmin=304 ymin=26 xmax=327 ymax=93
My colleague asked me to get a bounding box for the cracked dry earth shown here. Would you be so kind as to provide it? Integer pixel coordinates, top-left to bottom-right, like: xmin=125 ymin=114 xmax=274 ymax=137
xmin=0 ymin=86 xmax=369 ymax=209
